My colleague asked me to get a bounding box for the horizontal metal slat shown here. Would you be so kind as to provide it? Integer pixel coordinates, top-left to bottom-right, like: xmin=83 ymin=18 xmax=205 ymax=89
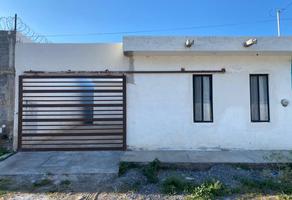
xmin=22 ymin=140 xmax=123 ymax=145
xmin=22 ymin=132 xmax=123 ymax=136
xmin=22 ymin=124 xmax=123 ymax=127
xmin=23 ymin=79 xmax=123 ymax=84
xmin=22 ymin=118 xmax=123 ymax=122
xmin=22 ymin=75 xmax=124 ymax=78
xmin=22 ymin=104 xmax=123 ymax=107
xmin=23 ymin=114 xmax=122 ymax=117
xmin=22 ymin=99 xmax=122 ymax=102
xmin=23 ymin=84 xmax=122 ymax=87
xmin=22 ymin=95 xmax=123 ymax=98
xmin=22 ymin=135 xmax=122 ymax=139
xmin=20 ymin=147 xmax=123 ymax=151
xmin=22 ymin=109 xmax=123 ymax=112
xmin=23 ymin=90 xmax=123 ymax=93
xmin=22 ymin=138 xmax=122 ymax=142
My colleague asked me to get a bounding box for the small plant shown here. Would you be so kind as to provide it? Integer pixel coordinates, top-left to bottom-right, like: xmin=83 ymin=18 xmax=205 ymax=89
xmin=33 ymin=179 xmax=53 ymax=188
xmin=186 ymin=180 xmax=227 ymax=200
xmin=142 ymin=158 xmax=161 ymax=183
xmin=0 ymin=147 xmax=8 ymax=157
xmin=161 ymin=176 xmax=189 ymax=194
xmin=239 ymin=178 xmax=292 ymax=194
xmin=118 ymin=162 xmax=138 ymax=176
xmin=279 ymin=165 xmax=292 ymax=184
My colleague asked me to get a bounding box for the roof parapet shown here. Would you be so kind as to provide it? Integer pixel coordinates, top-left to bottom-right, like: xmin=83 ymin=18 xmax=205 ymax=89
xmin=123 ymin=36 xmax=292 ymax=56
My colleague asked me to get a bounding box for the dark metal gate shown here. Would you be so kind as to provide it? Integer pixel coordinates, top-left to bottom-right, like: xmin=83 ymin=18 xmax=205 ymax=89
xmin=18 ymin=75 xmax=126 ymax=151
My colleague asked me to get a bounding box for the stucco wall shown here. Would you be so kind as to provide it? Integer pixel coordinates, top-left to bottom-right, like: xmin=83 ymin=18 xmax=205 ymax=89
xmin=15 ymin=43 xmax=292 ymax=150
xmin=127 ymin=55 xmax=292 ymax=150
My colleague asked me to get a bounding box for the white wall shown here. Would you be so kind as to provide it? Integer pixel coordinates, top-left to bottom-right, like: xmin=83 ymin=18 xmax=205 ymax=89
xmin=14 ymin=43 xmax=129 ymax=150
xmin=127 ymin=55 xmax=292 ymax=150
xmin=15 ymin=43 xmax=292 ymax=150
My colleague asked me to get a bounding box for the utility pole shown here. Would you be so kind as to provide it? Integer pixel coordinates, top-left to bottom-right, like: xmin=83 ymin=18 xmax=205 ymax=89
xmin=276 ymin=9 xmax=281 ymax=37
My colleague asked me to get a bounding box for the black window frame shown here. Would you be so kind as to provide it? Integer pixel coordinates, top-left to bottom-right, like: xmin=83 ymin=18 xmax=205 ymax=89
xmin=249 ymin=74 xmax=270 ymax=123
xmin=193 ymin=74 xmax=213 ymax=123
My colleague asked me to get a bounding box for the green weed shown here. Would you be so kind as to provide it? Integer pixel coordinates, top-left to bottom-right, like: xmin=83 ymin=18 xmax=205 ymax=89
xmin=33 ymin=179 xmax=53 ymax=188
xmin=161 ymin=176 xmax=189 ymax=194
xmin=142 ymin=159 xmax=161 ymax=183
xmin=186 ymin=180 xmax=228 ymax=200
xmin=118 ymin=162 xmax=138 ymax=176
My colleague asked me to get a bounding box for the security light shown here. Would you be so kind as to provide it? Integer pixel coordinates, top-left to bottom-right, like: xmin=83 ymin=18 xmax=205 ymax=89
xmin=243 ymin=38 xmax=257 ymax=47
xmin=185 ymin=39 xmax=194 ymax=48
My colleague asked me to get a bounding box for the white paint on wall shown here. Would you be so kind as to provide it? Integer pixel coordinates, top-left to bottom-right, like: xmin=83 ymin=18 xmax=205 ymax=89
xmin=127 ymin=55 xmax=292 ymax=150
xmin=14 ymin=43 xmax=292 ymax=151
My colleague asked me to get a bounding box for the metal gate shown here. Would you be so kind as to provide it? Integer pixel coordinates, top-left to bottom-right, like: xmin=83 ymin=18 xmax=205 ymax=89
xmin=18 ymin=75 xmax=126 ymax=151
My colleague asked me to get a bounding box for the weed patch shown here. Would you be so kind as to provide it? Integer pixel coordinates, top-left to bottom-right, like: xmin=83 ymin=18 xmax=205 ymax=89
xmin=0 ymin=147 xmax=8 ymax=157
xmin=239 ymin=178 xmax=292 ymax=194
xmin=33 ymin=179 xmax=53 ymax=188
xmin=118 ymin=162 xmax=138 ymax=176
xmin=142 ymin=159 xmax=161 ymax=183
xmin=186 ymin=181 xmax=228 ymax=200
xmin=161 ymin=176 xmax=190 ymax=194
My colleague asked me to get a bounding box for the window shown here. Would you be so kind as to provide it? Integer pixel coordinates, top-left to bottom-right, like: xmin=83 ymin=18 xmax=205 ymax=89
xmin=250 ymin=74 xmax=270 ymax=122
xmin=193 ymin=75 xmax=213 ymax=122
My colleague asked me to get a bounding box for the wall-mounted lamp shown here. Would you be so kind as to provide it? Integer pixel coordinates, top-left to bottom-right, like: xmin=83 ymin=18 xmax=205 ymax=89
xmin=281 ymin=99 xmax=289 ymax=107
xmin=243 ymin=38 xmax=257 ymax=47
xmin=185 ymin=39 xmax=194 ymax=48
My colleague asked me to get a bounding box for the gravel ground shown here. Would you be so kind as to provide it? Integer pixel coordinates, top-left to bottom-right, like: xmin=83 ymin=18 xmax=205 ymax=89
xmin=158 ymin=164 xmax=265 ymax=188
xmin=0 ymin=164 xmax=280 ymax=200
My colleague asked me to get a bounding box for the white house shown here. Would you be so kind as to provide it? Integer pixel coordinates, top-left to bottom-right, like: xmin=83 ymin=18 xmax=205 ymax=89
xmin=13 ymin=36 xmax=292 ymax=151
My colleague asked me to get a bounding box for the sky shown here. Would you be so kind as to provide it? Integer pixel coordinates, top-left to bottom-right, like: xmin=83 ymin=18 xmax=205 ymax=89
xmin=1 ymin=0 xmax=292 ymax=43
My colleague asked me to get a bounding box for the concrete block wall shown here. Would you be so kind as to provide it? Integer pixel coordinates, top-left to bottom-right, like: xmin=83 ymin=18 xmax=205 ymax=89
xmin=0 ymin=31 xmax=16 ymax=150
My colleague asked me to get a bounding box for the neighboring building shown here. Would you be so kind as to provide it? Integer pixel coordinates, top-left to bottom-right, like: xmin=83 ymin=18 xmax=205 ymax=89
xmin=13 ymin=36 xmax=292 ymax=151
xmin=0 ymin=30 xmax=16 ymax=149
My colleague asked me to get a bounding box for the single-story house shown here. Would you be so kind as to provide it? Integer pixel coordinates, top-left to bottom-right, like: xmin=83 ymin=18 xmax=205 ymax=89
xmin=13 ymin=36 xmax=292 ymax=151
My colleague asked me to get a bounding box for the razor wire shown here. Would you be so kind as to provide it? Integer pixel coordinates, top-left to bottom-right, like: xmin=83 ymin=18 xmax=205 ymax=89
xmin=0 ymin=16 xmax=50 ymax=43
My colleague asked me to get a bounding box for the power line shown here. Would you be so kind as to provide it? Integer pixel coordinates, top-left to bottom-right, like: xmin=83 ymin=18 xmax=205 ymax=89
xmin=42 ymin=18 xmax=292 ymax=38
xmin=281 ymin=1 xmax=292 ymax=12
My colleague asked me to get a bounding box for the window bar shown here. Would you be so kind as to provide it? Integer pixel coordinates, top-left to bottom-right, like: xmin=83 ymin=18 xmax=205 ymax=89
xmin=201 ymin=76 xmax=204 ymax=122
xmin=256 ymin=76 xmax=259 ymax=121
xmin=210 ymin=76 xmax=213 ymax=121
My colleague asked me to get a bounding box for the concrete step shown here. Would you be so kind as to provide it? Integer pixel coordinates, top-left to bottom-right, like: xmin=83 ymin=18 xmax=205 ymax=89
xmin=121 ymin=150 xmax=292 ymax=164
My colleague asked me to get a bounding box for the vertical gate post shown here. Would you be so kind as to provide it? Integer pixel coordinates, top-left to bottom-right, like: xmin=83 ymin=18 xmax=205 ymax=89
xmin=122 ymin=75 xmax=127 ymax=150
xmin=17 ymin=76 xmax=23 ymax=150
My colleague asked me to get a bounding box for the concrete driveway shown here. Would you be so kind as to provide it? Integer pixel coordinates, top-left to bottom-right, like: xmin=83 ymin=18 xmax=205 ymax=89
xmin=0 ymin=151 xmax=123 ymax=176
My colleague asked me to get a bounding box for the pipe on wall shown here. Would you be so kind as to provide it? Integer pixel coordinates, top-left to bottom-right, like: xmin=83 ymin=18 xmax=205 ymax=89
xmin=23 ymin=68 xmax=226 ymax=75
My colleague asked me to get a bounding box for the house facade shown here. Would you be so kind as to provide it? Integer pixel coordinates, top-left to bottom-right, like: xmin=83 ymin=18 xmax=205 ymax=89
xmin=13 ymin=36 xmax=292 ymax=151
